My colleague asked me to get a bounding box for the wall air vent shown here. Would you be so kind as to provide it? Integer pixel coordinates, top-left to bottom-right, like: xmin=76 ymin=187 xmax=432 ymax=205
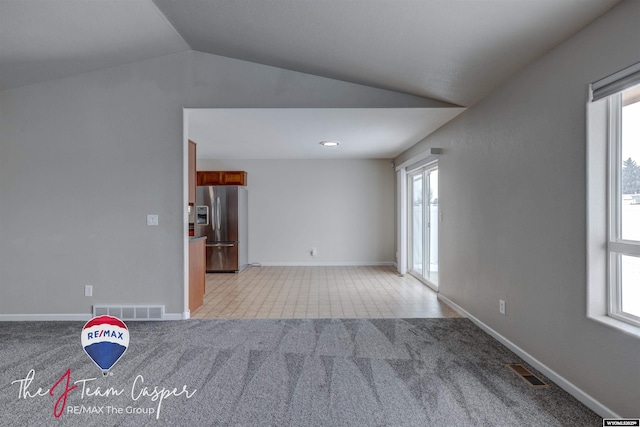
xmin=507 ymin=364 xmax=549 ymax=388
xmin=93 ymin=305 xmax=165 ymax=321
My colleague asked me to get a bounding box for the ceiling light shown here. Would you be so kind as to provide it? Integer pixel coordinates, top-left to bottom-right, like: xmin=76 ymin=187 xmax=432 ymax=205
xmin=320 ymin=141 xmax=340 ymax=147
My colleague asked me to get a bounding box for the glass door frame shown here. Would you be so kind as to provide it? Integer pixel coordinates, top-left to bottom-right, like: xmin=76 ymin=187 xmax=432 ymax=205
xmin=407 ymin=162 xmax=439 ymax=291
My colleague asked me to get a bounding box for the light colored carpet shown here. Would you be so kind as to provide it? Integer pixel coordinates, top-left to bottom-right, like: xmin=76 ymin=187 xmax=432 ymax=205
xmin=0 ymin=318 xmax=600 ymax=426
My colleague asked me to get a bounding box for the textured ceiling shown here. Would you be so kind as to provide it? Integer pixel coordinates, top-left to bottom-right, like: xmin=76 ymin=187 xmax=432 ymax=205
xmin=153 ymin=0 xmax=621 ymax=106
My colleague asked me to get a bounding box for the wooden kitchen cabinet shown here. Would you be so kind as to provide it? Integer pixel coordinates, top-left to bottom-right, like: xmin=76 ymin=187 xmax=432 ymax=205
xmin=189 ymin=237 xmax=206 ymax=312
xmin=197 ymin=171 xmax=247 ymax=186
xmin=188 ymin=140 xmax=197 ymax=205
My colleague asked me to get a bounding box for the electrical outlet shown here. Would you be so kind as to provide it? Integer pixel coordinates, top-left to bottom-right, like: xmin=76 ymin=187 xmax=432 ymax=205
xmin=85 ymin=285 xmax=93 ymax=297
xmin=499 ymin=299 xmax=506 ymax=315
xmin=311 ymin=247 xmax=317 ymax=256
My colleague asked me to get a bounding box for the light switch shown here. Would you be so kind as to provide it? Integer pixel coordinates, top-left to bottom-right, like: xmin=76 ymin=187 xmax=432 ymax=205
xmin=147 ymin=214 xmax=159 ymax=226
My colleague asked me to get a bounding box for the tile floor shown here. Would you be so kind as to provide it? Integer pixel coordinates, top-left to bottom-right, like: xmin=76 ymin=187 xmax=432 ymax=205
xmin=191 ymin=265 xmax=461 ymax=319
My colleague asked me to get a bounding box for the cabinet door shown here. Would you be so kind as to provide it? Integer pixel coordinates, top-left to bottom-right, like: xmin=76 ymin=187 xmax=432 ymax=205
xmin=197 ymin=171 xmax=247 ymax=186
xmin=197 ymin=171 xmax=221 ymax=186
xmin=220 ymin=171 xmax=247 ymax=185
xmin=189 ymin=239 xmax=205 ymax=312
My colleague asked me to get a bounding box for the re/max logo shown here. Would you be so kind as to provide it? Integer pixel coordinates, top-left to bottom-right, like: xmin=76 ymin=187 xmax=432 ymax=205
xmin=86 ymin=330 xmax=124 ymax=340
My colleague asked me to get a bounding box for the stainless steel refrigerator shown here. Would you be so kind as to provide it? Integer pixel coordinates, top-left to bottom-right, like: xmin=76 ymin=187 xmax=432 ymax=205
xmin=195 ymin=185 xmax=248 ymax=273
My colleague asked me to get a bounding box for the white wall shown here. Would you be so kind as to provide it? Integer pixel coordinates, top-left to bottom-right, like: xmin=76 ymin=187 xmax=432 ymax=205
xmin=197 ymin=159 xmax=395 ymax=265
xmin=395 ymin=0 xmax=640 ymax=417
xmin=0 ymin=50 xmax=439 ymax=317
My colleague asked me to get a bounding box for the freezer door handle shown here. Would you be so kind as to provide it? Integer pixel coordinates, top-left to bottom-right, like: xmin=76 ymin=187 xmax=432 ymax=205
xmin=207 ymin=243 xmax=235 ymax=248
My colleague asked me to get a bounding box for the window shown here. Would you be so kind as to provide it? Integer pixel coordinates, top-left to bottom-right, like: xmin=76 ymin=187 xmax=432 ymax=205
xmin=588 ymin=62 xmax=640 ymax=334
xmin=607 ymin=84 xmax=640 ymax=326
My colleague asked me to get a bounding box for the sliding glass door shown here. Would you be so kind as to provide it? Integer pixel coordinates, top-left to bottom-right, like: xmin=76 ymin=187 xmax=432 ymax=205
xmin=410 ymin=173 xmax=424 ymax=276
xmin=408 ymin=164 xmax=438 ymax=288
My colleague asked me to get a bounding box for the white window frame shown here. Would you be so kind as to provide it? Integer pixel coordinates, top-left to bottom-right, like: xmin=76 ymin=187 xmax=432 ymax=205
xmin=607 ymin=93 xmax=640 ymax=327
xmin=587 ymin=62 xmax=640 ymax=337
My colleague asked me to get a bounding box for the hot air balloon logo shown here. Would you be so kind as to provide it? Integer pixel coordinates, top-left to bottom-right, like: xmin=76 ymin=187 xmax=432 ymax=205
xmin=81 ymin=315 xmax=129 ymax=376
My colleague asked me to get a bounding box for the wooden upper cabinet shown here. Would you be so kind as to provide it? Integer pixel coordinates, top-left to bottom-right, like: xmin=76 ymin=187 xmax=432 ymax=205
xmin=220 ymin=171 xmax=247 ymax=185
xmin=197 ymin=171 xmax=247 ymax=186
xmin=188 ymin=140 xmax=197 ymax=205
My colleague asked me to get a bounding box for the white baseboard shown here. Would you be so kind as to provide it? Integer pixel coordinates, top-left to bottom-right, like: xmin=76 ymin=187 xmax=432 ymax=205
xmin=0 ymin=312 xmax=186 ymax=321
xmin=169 ymin=312 xmax=189 ymax=321
xmin=437 ymin=294 xmax=619 ymax=419
xmin=256 ymin=261 xmax=396 ymax=267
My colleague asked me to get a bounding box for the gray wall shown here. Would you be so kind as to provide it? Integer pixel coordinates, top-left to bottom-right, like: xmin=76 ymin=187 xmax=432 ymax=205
xmin=395 ymin=0 xmax=640 ymax=416
xmin=197 ymin=159 xmax=395 ymax=265
xmin=0 ymin=50 xmax=436 ymax=316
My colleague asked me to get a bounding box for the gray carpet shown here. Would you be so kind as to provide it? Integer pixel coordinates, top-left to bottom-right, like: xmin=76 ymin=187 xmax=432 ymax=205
xmin=0 ymin=318 xmax=600 ymax=426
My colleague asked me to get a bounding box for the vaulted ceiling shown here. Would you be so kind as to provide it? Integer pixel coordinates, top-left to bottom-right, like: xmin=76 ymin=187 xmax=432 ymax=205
xmin=1 ymin=0 xmax=621 ymax=106
xmin=0 ymin=0 xmax=622 ymax=159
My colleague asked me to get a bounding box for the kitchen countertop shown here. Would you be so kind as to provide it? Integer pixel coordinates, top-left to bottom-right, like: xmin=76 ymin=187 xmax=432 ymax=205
xmin=189 ymin=236 xmax=207 ymax=242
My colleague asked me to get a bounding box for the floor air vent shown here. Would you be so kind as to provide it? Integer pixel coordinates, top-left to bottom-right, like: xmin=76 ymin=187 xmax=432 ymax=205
xmin=507 ymin=364 xmax=549 ymax=388
xmin=93 ymin=305 xmax=165 ymax=321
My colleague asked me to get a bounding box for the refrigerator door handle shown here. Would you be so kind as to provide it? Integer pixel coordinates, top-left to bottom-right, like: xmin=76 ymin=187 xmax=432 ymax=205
xmin=210 ymin=199 xmax=216 ymax=231
xmin=207 ymin=243 xmax=235 ymax=247
xmin=208 ymin=186 xmax=216 ymax=232
xmin=216 ymin=196 xmax=221 ymax=231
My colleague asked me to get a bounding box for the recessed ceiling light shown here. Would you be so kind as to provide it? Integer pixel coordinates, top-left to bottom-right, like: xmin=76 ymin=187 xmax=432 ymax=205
xmin=320 ymin=141 xmax=340 ymax=147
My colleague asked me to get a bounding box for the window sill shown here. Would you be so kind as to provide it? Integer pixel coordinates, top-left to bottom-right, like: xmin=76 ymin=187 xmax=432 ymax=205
xmin=588 ymin=314 xmax=640 ymax=339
